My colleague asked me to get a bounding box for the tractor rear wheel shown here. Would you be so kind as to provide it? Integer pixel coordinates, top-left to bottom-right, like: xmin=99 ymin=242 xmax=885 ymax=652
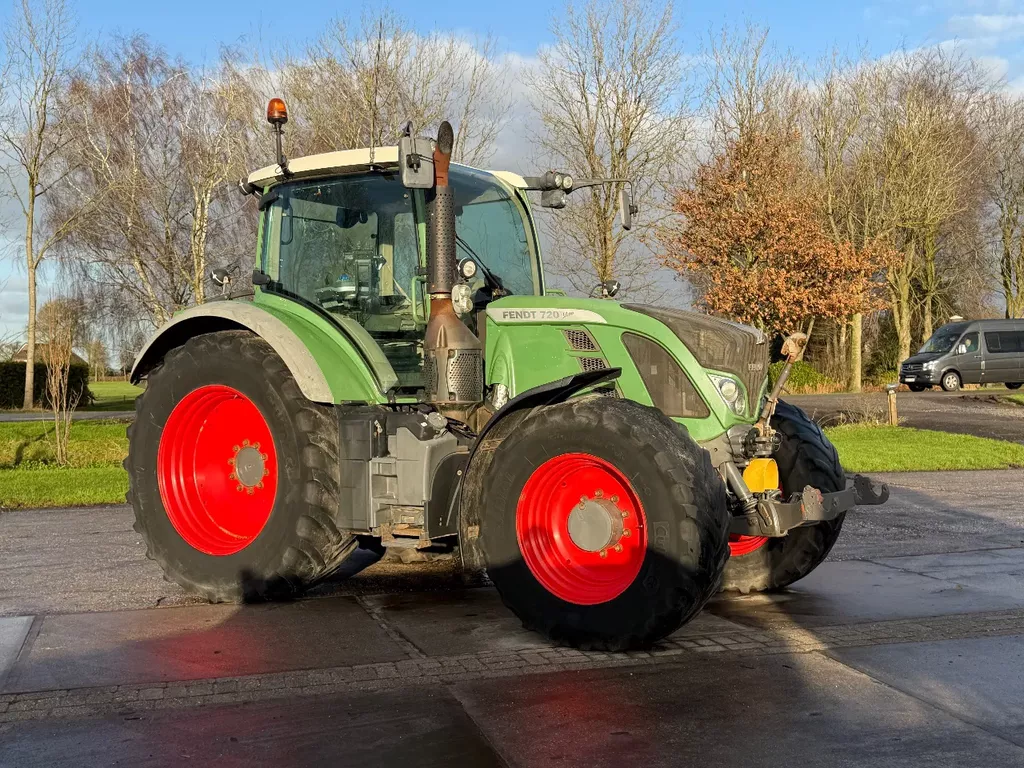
xmin=126 ymin=330 xmax=357 ymax=602
xmin=474 ymin=397 xmax=730 ymax=651
xmin=721 ymin=400 xmax=845 ymax=594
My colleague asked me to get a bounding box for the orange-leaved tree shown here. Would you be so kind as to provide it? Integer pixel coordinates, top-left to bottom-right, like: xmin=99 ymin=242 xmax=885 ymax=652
xmin=658 ymin=130 xmax=889 ymax=339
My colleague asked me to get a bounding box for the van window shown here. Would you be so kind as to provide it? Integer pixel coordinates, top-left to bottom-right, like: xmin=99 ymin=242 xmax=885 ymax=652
xmin=959 ymin=332 xmax=979 ymax=354
xmin=984 ymin=331 xmax=1024 ymax=353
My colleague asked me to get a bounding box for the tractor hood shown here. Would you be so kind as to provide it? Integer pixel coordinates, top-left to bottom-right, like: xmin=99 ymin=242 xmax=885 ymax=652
xmin=624 ymin=305 xmax=770 ymax=415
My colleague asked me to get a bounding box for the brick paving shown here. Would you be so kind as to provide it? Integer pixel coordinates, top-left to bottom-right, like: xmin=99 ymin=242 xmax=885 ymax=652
xmin=2 ymin=607 xmax=1022 ymax=726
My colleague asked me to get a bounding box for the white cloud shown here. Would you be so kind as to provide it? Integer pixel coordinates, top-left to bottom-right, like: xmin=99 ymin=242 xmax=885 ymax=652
xmin=948 ymin=13 xmax=1024 ymax=40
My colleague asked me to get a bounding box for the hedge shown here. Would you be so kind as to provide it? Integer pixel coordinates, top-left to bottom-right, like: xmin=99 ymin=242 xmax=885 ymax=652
xmin=0 ymin=362 xmax=90 ymax=408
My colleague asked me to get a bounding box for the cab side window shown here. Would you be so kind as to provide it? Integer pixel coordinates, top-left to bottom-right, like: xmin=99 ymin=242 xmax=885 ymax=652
xmin=959 ymin=332 xmax=979 ymax=353
xmin=984 ymin=331 xmax=1021 ymax=353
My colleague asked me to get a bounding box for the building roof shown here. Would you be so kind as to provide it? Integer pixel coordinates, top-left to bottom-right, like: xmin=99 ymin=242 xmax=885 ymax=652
xmin=11 ymin=344 xmax=88 ymax=367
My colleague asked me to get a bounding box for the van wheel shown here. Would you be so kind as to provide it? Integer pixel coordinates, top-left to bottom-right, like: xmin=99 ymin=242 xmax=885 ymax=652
xmin=940 ymin=372 xmax=961 ymax=392
xmin=1007 ymin=383 xmax=1023 ymax=390
xmin=907 ymin=384 xmax=927 ymax=392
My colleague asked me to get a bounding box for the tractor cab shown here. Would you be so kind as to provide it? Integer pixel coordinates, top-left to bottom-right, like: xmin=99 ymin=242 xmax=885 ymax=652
xmin=248 ymin=150 xmax=542 ymax=391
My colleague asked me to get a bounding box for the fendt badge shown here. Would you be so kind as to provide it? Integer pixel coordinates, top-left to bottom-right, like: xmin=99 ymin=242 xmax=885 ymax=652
xmin=486 ymin=307 xmax=608 ymax=324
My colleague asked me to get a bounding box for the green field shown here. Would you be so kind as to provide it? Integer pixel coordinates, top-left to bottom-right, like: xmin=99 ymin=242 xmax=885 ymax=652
xmin=84 ymin=380 xmax=143 ymax=412
xmin=0 ymin=420 xmax=128 ymax=508
xmin=825 ymin=424 xmax=1024 ymax=472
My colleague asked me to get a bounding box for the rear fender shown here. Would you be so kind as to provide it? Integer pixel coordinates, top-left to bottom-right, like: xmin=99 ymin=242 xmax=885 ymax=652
xmin=130 ymin=301 xmax=382 ymax=404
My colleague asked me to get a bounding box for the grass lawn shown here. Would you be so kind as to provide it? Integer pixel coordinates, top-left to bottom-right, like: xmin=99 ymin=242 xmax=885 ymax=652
xmin=825 ymin=424 xmax=1024 ymax=472
xmin=1005 ymin=393 xmax=1024 ymax=407
xmin=0 ymin=420 xmax=128 ymax=509
xmin=84 ymin=380 xmax=143 ymax=411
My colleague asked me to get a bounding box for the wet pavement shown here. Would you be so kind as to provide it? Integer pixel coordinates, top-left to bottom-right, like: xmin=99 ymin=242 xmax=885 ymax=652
xmin=1 ymin=471 xmax=1024 ymax=765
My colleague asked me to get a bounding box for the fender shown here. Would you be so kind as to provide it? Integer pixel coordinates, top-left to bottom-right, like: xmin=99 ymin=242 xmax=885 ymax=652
xmin=131 ymin=301 xmax=386 ymax=404
xmin=456 ymin=367 xmax=622 ymax=571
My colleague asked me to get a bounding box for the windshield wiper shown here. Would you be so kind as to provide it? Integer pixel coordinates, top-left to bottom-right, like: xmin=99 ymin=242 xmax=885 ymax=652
xmin=455 ymin=235 xmax=511 ymax=295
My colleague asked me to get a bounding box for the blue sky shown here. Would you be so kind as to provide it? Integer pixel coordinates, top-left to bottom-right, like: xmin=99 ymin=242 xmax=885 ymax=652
xmin=2 ymin=0 xmax=1023 ymax=336
xmin=51 ymin=0 xmax=1022 ymax=74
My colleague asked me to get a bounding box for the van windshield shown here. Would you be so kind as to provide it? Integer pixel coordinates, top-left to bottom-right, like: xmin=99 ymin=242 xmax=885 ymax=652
xmin=919 ymin=331 xmax=961 ymax=354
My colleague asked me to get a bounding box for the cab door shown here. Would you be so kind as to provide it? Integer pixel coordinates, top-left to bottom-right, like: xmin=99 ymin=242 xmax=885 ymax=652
xmin=981 ymin=330 xmax=1020 ymax=383
xmin=955 ymin=331 xmax=983 ymax=383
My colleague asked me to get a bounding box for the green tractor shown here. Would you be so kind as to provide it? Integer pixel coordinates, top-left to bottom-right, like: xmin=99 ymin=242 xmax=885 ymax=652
xmin=126 ymin=102 xmax=887 ymax=650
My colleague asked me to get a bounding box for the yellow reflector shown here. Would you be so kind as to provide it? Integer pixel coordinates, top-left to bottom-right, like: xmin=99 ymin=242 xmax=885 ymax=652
xmin=743 ymin=458 xmax=779 ymax=494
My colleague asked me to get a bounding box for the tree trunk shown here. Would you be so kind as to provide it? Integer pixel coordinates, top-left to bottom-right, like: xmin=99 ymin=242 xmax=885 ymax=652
xmin=889 ymin=242 xmax=915 ymax=363
xmin=848 ymin=312 xmax=862 ymax=393
xmin=23 ymin=192 xmax=37 ymax=410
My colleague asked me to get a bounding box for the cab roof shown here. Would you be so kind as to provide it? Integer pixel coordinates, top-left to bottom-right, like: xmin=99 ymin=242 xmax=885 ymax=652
xmin=246 ymin=145 xmax=530 ymax=191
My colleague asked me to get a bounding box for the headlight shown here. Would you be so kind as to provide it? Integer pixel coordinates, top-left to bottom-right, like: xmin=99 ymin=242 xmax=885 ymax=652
xmin=709 ymin=374 xmax=745 ymax=416
xmin=922 ymin=359 xmax=937 ymax=369
xmin=561 ymin=174 xmax=574 ymax=190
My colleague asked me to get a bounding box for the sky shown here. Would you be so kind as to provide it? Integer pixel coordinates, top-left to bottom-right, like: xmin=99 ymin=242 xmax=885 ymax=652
xmin=1 ymin=0 xmax=1023 ymax=337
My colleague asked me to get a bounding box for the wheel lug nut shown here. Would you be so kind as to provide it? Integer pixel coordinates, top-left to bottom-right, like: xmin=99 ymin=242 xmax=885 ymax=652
xmin=621 ymin=511 xmax=629 ymax=518
xmin=610 ymin=495 xmax=618 ymax=503
xmin=599 ymin=549 xmax=608 ymax=558
xmin=595 ymin=489 xmax=603 ymax=498
xmin=243 ymin=440 xmax=250 ymax=447
xmin=236 ymin=484 xmax=243 ymax=492
xmin=623 ymin=529 xmax=632 ymax=537
xmin=614 ymin=544 xmax=623 ymax=552
xmin=229 ymin=472 xmax=237 ymax=480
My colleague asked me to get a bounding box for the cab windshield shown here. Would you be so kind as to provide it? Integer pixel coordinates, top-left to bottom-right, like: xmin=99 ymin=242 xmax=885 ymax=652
xmin=919 ymin=327 xmax=967 ymax=355
xmin=259 ymin=166 xmax=539 ymax=389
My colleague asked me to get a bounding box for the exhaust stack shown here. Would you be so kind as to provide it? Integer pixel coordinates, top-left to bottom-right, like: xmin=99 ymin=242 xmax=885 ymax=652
xmin=423 ymin=121 xmax=483 ymax=416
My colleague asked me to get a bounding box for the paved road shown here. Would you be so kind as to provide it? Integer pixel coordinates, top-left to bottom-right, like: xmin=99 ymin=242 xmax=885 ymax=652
xmin=790 ymin=390 xmax=1024 ymax=443
xmin=1 ymin=470 xmax=1024 ymax=765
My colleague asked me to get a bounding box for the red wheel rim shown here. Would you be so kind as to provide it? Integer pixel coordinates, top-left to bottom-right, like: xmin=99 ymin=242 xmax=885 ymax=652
xmin=516 ymin=453 xmax=647 ymax=605
xmin=157 ymin=385 xmax=278 ymax=556
xmin=728 ymin=534 xmax=768 ymax=557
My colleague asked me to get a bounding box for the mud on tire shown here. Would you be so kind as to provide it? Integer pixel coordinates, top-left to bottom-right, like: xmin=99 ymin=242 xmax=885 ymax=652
xmin=473 ymin=396 xmax=730 ymax=651
xmin=126 ymin=330 xmax=357 ymax=602
xmin=721 ymin=400 xmax=845 ymax=594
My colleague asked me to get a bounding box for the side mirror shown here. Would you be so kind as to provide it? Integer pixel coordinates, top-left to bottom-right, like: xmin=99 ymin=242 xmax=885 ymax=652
xmin=398 ymin=134 xmax=435 ymax=189
xmin=540 ymin=189 xmax=567 ymax=209
xmin=619 ymin=188 xmax=637 ymax=231
xmin=956 ymin=344 xmax=967 ymax=355
xmin=603 ymin=280 xmax=621 ymax=298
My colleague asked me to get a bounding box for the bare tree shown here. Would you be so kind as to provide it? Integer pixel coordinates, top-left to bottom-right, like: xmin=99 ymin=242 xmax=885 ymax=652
xmin=0 ymin=0 xmax=90 ymax=408
xmin=39 ymin=295 xmax=83 ymax=465
xmin=982 ymin=94 xmax=1024 ymax=318
xmin=54 ymin=37 xmax=250 ymax=325
xmin=807 ymin=52 xmax=895 ymax=391
xmin=702 ymin=24 xmax=804 ymax=154
xmin=528 ymin=0 xmax=690 ymax=297
xmin=878 ymin=49 xmax=989 ymax=358
xmin=275 ymin=12 xmax=511 ymax=164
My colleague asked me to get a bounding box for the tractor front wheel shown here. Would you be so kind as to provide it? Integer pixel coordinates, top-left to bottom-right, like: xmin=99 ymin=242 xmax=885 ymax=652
xmin=474 ymin=397 xmax=730 ymax=650
xmin=126 ymin=330 xmax=357 ymax=602
xmin=721 ymin=400 xmax=845 ymax=593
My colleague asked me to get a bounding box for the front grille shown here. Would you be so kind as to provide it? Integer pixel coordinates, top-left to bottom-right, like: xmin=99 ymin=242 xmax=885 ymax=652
xmin=563 ymin=328 xmax=599 ymax=351
xmin=622 ymin=333 xmax=709 ymax=417
xmin=624 ymin=305 xmax=769 ymax=414
xmin=902 ymin=363 xmax=922 ymax=373
xmin=577 ymin=356 xmax=609 ymax=372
